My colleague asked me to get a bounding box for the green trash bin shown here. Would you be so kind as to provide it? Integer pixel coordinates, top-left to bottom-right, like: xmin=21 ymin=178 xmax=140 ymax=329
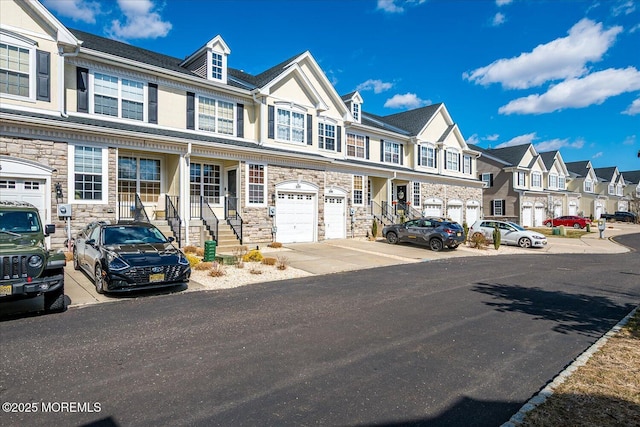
xmin=204 ymin=240 xmax=217 ymax=262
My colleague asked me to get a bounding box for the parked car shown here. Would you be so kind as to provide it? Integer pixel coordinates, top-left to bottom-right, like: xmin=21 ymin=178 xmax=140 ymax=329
xmin=600 ymin=211 xmax=638 ymax=223
xmin=543 ymin=215 xmax=591 ymax=229
xmin=469 ymin=220 xmax=547 ymax=248
xmin=73 ymin=221 xmax=191 ymax=294
xmin=382 ymin=217 xmax=465 ymax=251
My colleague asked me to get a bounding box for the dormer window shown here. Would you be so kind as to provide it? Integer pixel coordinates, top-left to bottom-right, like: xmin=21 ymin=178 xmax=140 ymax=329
xmin=352 ymin=103 xmax=360 ymax=122
xmin=211 ymin=52 xmax=223 ymax=80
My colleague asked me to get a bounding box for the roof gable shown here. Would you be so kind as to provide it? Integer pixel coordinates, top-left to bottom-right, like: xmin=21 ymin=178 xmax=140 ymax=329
xmin=15 ymin=0 xmax=78 ymax=46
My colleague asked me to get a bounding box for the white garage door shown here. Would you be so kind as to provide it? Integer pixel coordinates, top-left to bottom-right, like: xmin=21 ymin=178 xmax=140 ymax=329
xmin=534 ymin=207 xmax=545 ymax=227
xmin=522 ymin=206 xmax=533 ymax=227
xmin=423 ymin=204 xmax=442 ymax=218
xmin=276 ymin=192 xmax=315 ymax=243
xmin=465 ymin=206 xmax=479 ymax=225
xmin=0 ymin=178 xmax=46 ymax=218
xmin=324 ymin=197 xmax=345 ymax=239
xmin=447 ymin=205 xmax=462 ymax=224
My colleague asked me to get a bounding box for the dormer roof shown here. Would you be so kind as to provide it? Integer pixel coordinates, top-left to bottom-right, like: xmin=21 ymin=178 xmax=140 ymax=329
xmin=181 ymin=35 xmax=230 ymax=67
xmin=565 ymin=160 xmax=593 ymax=177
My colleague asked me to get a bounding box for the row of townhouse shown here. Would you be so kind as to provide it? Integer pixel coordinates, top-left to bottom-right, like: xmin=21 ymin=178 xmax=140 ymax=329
xmin=0 ymin=0 xmax=484 ymax=251
xmin=471 ymin=143 xmax=640 ymax=226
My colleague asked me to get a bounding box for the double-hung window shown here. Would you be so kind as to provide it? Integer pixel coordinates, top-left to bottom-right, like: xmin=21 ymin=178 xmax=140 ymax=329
xmin=516 ymin=171 xmax=526 ymax=187
xmin=190 ymin=163 xmax=221 ymax=205
xmin=531 ymin=172 xmax=542 ymax=188
xmin=247 ymin=164 xmax=266 ymax=205
xmin=463 ymin=155 xmax=472 ymax=175
xmin=70 ymin=145 xmax=108 ymax=203
xmin=384 ymin=141 xmax=400 ymax=164
xmin=93 ymin=72 xmax=145 ymax=121
xmin=492 ymin=199 xmax=505 ymax=216
xmin=277 ymin=107 xmax=305 ymax=143
xmin=198 ymin=95 xmax=234 ymax=135
xmin=319 ymin=123 xmax=336 ymax=151
xmin=352 ymin=103 xmax=360 ymax=122
xmin=346 ymin=133 xmax=365 ymax=158
xmin=353 ymin=175 xmax=363 ymax=205
xmin=118 ymin=156 xmax=161 ymax=203
xmin=558 ymin=175 xmax=565 ymax=190
xmin=420 ymin=145 xmax=436 ymax=168
xmin=0 ymin=39 xmax=32 ymax=99
xmin=616 ymin=184 xmax=623 ymax=196
xmin=211 ymin=52 xmax=223 ymax=80
xmin=608 ymin=183 xmax=615 ymax=195
xmin=549 ymin=174 xmax=558 ymax=189
xmin=445 ymin=150 xmax=459 ymax=171
xmin=584 ymin=179 xmax=593 ymax=192
xmin=413 ymin=182 xmax=421 ymax=207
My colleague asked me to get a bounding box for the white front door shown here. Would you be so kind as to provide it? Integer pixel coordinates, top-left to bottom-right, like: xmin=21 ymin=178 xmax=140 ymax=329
xmin=276 ymin=192 xmax=316 ymax=243
xmin=324 ymin=196 xmax=346 ymax=239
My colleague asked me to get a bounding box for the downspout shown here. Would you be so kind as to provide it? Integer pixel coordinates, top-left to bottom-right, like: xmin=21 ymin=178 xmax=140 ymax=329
xmin=58 ymin=45 xmax=80 ymax=118
xmin=183 ymin=142 xmax=192 ymax=246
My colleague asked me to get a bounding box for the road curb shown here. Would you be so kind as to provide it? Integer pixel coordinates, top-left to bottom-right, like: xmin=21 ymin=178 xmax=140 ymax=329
xmin=501 ymin=305 xmax=639 ymax=426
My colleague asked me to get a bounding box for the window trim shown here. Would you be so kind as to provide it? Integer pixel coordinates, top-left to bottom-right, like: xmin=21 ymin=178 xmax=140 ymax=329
xmin=346 ymin=133 xmax=366 ymax=159
xmin=445 ymin=149 xmax=460 ymax=171
xmin=0 ymin=32 xmax=37 ymax=101
xmin=246 ymin=163 xmax=267 ymax=206
xmin=383 ymin=140 xmax=401 ymax=164
xmin=68 ymin=144 xmax=109 ymax=204
xmin=117 ymin=155 xmax=163 ymax=204
xmin=412 ymin=182 xmax=421 ymax=207
xmin=207 ymin=49 xmax=227 ymax=83
xmin=89 ymin=70 xmax=148 ymax=122
xmin=190 ymin=162 xmax=223 ymax=206
xmin=352 ymin=103 xmax=360 ymax=123
xmin=492 ymin=199 xmax=505 ymax=216
xmin=531 ymin=172 xmax=542 ymax=189
xmin=275 ymin=105 xmax=307 ymax=144
xmin=420 ymin=144 xmax=436 ymax=169
xmin=463 ymin=155 xmax=472 ymax=175
xmin=352 ymin=175 xmax=364 ymax=206
xmin=318 ymin=121 xmax=337 ymax=152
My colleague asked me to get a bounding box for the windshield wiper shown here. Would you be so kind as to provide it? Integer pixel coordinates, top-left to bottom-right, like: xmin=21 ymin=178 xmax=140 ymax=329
xmin=0 ymin=230 xmax=22 ymax=238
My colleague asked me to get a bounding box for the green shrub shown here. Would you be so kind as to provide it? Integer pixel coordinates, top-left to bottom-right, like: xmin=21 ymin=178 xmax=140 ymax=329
xmin=185 ymin=253 xmax=201 ymax=267
xmin=492 ymin=224 xmax=501 ymax=250
xmin=586 ymin=222 xmax=591 ymax=232
xmin=462 ymin=222 xmax=469 ymax=241
xmin=371 ymin=219 xmax=378 ymax=239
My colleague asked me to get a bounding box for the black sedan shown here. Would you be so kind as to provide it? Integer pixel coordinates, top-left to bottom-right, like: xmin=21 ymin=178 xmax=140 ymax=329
xmin=73 ymin=221 xmax=190 ymax=294
xmin=382 ymin=217 xmax=465 ymax=251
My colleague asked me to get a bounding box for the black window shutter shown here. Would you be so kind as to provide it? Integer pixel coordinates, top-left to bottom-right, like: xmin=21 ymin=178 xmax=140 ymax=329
xmin=268 ymin=105 xmax=275 ymax=139
xmin=443 ymin=150 xmax=447 ymax=169
xmin=380 ymin=139 xmax=384 ymax=162
xmin=307 ymin=114 xmax=313 ymax=145
xmin=501 ymin=200 xmax=506 ymax=215
xmin=365 ymin=136 xmax=370 ymax=160
xmin=236 ymin=103 xmax=244 ymax=137
xmin=434 ymin=148 xmax=438 ymax=168
xmin=400 ymin=145 xmax=403 ymax=165
xmin=76 ymin=67 xmax=89 ymax=113
xmin=36 ymin=50 xmax=50 ymax=102
xmin=458 ymin=153 xmax=461 ymax=171
xmin=491 ymin=200 xmax=495 ymax=216
xmin=490 ymin=173 xmax=494 ymax=187
xmin=148 ymin=83 xmax=158 ymax=124
xmin=336 ymin=126 xmax=341 ymax=152
xmin=186 ymin=92 xmax=195 ymax=129
xmin=417 ymin=145 xmax=421 ymax=166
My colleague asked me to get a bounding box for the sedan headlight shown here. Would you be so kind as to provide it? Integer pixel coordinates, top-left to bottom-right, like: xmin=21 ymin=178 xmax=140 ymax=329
xmin=106 ymin=252 xmax=130 ymax=271
xmin=177 ymin=253 xmax=190 ymax=266
xmin=531 ymin=235 xmax=546 ymax=240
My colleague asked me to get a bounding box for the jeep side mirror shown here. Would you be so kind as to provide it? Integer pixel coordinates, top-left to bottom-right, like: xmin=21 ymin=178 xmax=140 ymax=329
xmin=44 ymin=224 xmax=55 ymax=236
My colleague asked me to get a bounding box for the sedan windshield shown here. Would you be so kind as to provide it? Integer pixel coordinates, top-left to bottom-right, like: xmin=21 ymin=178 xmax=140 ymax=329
xmin=508 ymin=222 xmax=526 ymax=231
xmin=103 ymin=226 xmax=167 ymax=245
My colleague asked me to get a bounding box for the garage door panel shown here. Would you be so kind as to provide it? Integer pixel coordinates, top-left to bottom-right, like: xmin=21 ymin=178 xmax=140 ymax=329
xmin=325 ymin=197 xmax=345 ymax=239
xmin=0 ymin=178 xmax=46 ymax=219
xmin=276 ymin=192 xmax=315 ymax=243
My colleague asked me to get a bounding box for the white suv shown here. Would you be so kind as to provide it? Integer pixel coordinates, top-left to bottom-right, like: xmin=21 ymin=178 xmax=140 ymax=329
xmin=469 ymin=220 xmax=547 ymax=248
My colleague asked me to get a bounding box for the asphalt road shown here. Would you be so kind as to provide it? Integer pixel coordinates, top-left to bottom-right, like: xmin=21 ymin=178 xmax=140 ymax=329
xmin=1 ymin=234 xmax=639 ymax=427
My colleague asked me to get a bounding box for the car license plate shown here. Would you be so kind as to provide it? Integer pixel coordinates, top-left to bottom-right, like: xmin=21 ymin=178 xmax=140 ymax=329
xmin=0 ymin=285 xmax=12 ymax=296
xmin=149 ymin=273 xmax=165 ymax=282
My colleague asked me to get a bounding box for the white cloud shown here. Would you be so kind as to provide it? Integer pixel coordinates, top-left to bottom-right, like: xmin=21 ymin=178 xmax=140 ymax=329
xmin=623 ymin=135 xmax=636 ymax=145
xmin=486 ymin=134 xmax=500 ymax=141
xmin=43 ymin=0 xmax=101 ymax=24
xmin=498 ymin=67 xmax=640 ymax=114
xmin=592 ymin=151 xmax=604 ymax=158
xmin=534 ymin=138 xmax=585 ymax=152
xmin=612 ymin=0 xmax=636 ymax=16
xmin=492 ymin=12 xmax=506 ymax=26
xmin=466 ymin=134 xmax=480 ymax=145
xmin=377 ymin=0 xmax=427 ymax=13
xmin=623 ymin=98 xmax=640 ymax=115
xmin=496 ymin=0 xmax=513 ymax=6
xmin=463 ymin=19 xmax=622 ymax=89
xmin=108 ymin=0 xmax=172 ymax=40
xmin=384 ymin=93 xmax=430 ymax=109
xmin=495 ymin=133 xmax=537 ymax=148
xmin=356 ymin=79 xmax=394 ymax=94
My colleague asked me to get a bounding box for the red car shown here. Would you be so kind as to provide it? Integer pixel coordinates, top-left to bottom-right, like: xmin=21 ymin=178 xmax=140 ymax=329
xmin=544 ymin=215 xmax=591 ymax=229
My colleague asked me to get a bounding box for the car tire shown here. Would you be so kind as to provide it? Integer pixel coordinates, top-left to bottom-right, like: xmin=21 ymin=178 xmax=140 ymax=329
xmin=43 ymin=285 xmax=65 ymax=313
xmin=545 ymin=221 xmax=552 ymax=227
xmin=573 ymin=223 xmax=581 ymax=229
xmin=518 ymin=237 xmax=532 ymax=248
xmin=429 ymin=238 xmax=444 ymax=252
xmin=73 ymin=248 xmax=80 ymax=270
xmin=386 ymin=232 xmax=399 ymax=245
xmin=94 ymin=263 xmax=105 ymax=294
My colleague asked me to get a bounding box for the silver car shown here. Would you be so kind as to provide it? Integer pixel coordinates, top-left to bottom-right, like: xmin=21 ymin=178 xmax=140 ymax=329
xmin=469 ymin=220 xmax=547 ymax=248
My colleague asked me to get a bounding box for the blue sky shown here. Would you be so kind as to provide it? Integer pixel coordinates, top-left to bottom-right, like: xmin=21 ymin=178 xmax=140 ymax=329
xmin=43 ymin=0 xmax=640 ymax=172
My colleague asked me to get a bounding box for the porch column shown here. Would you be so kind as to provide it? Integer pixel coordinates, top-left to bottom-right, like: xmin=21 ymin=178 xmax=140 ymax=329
xmin=180 ymin=152 xmax=190 ymax=246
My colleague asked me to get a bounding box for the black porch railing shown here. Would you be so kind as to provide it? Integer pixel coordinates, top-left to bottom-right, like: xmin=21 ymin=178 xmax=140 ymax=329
xmin=118 ymin=193 xmax=150 ymax=223
xmin=370 ymin=201 xmax=394 ymax=225
xmin=166 ymin=195 xmax=182 ymax=247
xmin=225 ymin=196 xmax=243 ymax=244
xmin=200 ymin=196 xmax=219 ymax=242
